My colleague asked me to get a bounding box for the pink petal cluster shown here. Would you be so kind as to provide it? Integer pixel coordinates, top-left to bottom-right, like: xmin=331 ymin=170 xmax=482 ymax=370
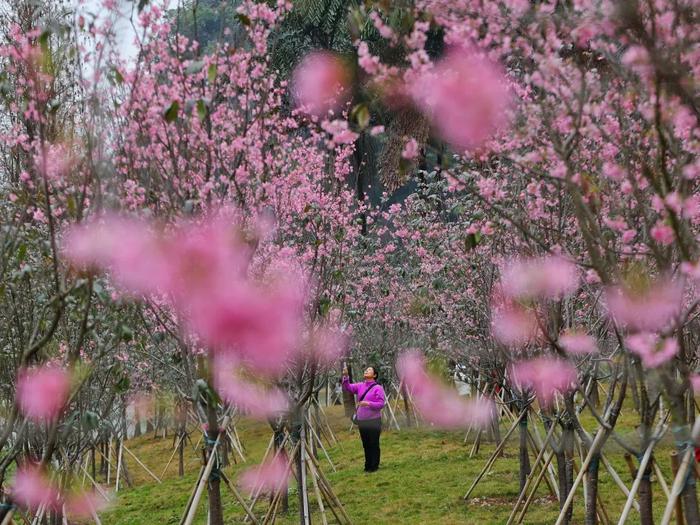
xmin=12 ymin=467 xmax=60 ymax=512
xmin=410 ymin=48 xmax=512 ymax=152
xmin=212 ymin=357 xmax=289 ymax=418
xmin=690 ymin=374 xmax=700 ymax=393
xmin=64 ymin=490 xmax=109 ymax=519
xmin=626 ymin=333 xmax=679 ymax=368
xmin=500 ymin=256 xmax=578 ymax=300
xmin=239 ymin=455 xmax=289 ymax=496
xmin=491 ymin=304 xmax=538 ymax=347
xmin=558 ymin=330 xmax=597 ymax=355
xmin=396 ymin=351 xmax=495 ymax=429
xmin=64 ymin=214 xmax=305 ymax=379
xmin=292 ymin=51 xmax=350 ymax=117
xmin=16 ymin=367 xmax=70 ymax=422
xmin=605 ymin=279 xmax=683 ymax=332
xmin=510 ymin=357 xmax=577 ymax=406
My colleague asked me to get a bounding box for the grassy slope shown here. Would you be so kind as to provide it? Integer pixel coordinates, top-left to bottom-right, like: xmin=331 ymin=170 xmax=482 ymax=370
xmin=100 ymin=405 xmax=683 ymax=524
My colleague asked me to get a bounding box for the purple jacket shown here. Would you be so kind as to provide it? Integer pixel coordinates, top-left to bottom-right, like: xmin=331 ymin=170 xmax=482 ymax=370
xmin=342 ymin=376 xmax=385 ymax=421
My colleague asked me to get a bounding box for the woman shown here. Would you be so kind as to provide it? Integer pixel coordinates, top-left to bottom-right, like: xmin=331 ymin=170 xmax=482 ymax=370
xmin=342 ymin=365 xmax=386 ymax=472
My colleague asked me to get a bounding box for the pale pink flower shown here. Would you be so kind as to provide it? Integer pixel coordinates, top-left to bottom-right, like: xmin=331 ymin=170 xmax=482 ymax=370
xmin=401 ymin=138 xmax=419 ymax=160
xmin=689 ymin=374 xmax=700 ymax=393
xmin=16 ymin=367 xmax=70 ymax=422
xmin=558 ymin=330 xmax=597 ymax=355
xmin=605 ymin=279 xmax=683 ymax=332
xmin=12 ymin=466 xmax=60 ymax=512
xmin=239 ymin=455 xmax=289 ymax=496
xmin=213 ymin=357 xmax=289 ymax=418
xmin=397 ymin=351 xmax=495 ymax=429
xmin=292 ymin=52 xmax=350 ymax=117
xmin=411 ymin=48 xmax=512 ymax=151
xmin=500 ymin=256 xmax=578 ymax=300
xmin=626 ymin=333 xmax=678 ymax=368
xmin=307 ymin=325 xmax=349 ymax=368
xmin=510 ymin=358 xmax=577 ymax=406
xmin=491 ymin=305 xmax=538 ymax=347
xmin=650 ymin=223 xmax=675 ymax=245
xmin=64 ymin=490 xmax=109 ymax=519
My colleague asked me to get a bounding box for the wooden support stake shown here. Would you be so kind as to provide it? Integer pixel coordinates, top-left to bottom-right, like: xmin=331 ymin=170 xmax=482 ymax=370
xmin=123 ymin=444 xmax=162 ymax=483
xmin=668 ymin=450 xmax=686 ymax=525
xmin=464 ymin=409 xmax=527 ymax=500
xmin=616 ymin=437 xmax=659 ymax=525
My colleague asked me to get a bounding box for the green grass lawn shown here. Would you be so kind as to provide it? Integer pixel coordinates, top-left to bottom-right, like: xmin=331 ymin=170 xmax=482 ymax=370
xmin=99 ymin=405 xmax=686 ymax=524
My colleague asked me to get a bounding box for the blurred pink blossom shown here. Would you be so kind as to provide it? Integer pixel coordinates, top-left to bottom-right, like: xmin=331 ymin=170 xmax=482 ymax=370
xmin=12 ymin=466 xmax=60 ymax=512
xmin=605 ymin=279 xmax=683 ymax=332
xmin=558 ymin=330 xmax=597 ymax=355
xmin=626 ymin=333 xmax=678 ymax=368
xmin=510 ymin=357 xmax=577 ymax=406
xmin=500 ymin=256 xmax=578 ymax=300
xmin=213 ymin=357 xmax=289 ymax=418
xmin=16 ymin=367 xmax=70 ymax=422
xmin=64 ymin=490 xmax=109 ymax=519
xmin=401 ymin=138 xmax=419 ymax=160
xmin=491 ymin=305 xmax=538 ymax=347
xmin=292 ymin=52 xmax=350 ymax=117
xmin=410 ymin=48 xmax=512 ymax=151
xmin=239 ymin=455 xmax=289 ymax=496
xmin=397 ymin=351 xmax=495 ymax=428
xmin=690 ymin=374 xmax=700 ymax=393
xmin=650 ymin=223 xmax=674 ymax=245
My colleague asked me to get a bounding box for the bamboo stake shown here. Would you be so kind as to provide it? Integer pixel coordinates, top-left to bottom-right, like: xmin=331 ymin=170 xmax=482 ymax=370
xmin=305 ymin=441 xmax=353 ymax=524
xmin=161 ymin=432 xmax=186 ymax=479
xmin=515 ymin=451 xmax=555 ymax=524
xmin=78 ymin=462 xmax=111 ymax=502
xmin=106 ymin=437 xmax=112 ymax=485
xmin=661 ymin=447 xmax=693 ymax=525
xmin=616 ymin=438 xmax=658 ymax=525
xmin=553 ymin=427 xmax=608 ymax=525
xmin=1 ymin=509 xmax=14 ymax=525
xmin=115 ymin=441 xmax=123 ymax=492
xmin=123 ymin=444 xmax=162 ymax=483
xmin=218 ymin=470 xmax=259 ymax=524
xmin=505 ymin=415 xmax=560 ymax=525
xmin=653 ymin=459 xmax=671 ymax=500
xmin=464 ymin=409 xmax=528 ymax=500
xmin=600 ymin=454 xmax=640 ymax=512
xmin=305 ymin=454 xmax=328 ymax=525
xmin=181 ymin=418 xmax=229 ymax=525
xmin=305 ymin=415 xmax=335 ymax=472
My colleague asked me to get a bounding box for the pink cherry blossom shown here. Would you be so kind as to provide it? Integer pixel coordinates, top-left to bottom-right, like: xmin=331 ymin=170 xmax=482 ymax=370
xmin=239 ymin=454 xmax=289 ymax=496
xmin=491 ymin=304 xmax=538 ymax=347
xmin=500 ymin=256 xmax=578 ymax=300
xmin=558 ymin=330 xmax=597 ymax=355
xmin=410 ymin=47 xmax=512 ymax=152
xmin=16 ymin=367 xmax=70 ymax=422
xmin=212 ymin=357 xmax=289 ymax=418
xmin=401 ymin=138 xmax=420 ymax=160
xmin=292 ymin=51 xmax=350 ymax=117
xmin=64 ymin=490 xmax=109 ymax=519
xmin=12 ymin=466 xmax=60 ymax=512
xmin=650 ymin=223 xmax=675 ymax=245
xmin=626 ymin=333 xmax=679 ymax=368
xmin=605 ymin=279 xmax=683 ymax=332
xmin=690 ymin=374 xmax=700 ymax=393
xmin=510 ymin=358 xmax=577 ymax=406
xmin=397 ymin=351 xmax=495 ymax=428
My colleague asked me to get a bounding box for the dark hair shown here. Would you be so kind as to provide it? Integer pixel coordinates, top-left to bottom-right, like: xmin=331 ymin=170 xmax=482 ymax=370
xmin=367 ymin=365 xmax=379 ymax=382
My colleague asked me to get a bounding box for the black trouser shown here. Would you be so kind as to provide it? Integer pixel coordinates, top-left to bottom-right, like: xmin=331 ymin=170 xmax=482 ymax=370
xmin=358 ymin=418 xmax=382 ymax=471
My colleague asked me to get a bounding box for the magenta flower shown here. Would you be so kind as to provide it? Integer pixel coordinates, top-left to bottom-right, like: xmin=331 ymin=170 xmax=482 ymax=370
xmin=626 ymin=333 xmax=679 ymax=368
xmin=12 ymin=466 xmax=60 ymax=512
xmin=16 ymin=367 xmax=70 ymax=422
xmin=558 ymin=330 xmax=597 ymax=355
xmin=397 ymin=351 xmax=495 ymax=429
xmin=239 ymin=455 xmax=289 ymax=496
xmin=605 ymin=279 xmax=683 ymax=332
xmin=510 ymin=357 xmax=577 ymax=406
xmin=500 ymin=256 xmax=578 ymax=300
xmin=292 ymin=51 xmax=351 ymax=117
xmin=411 ymin=48 xmax=512 ymax=152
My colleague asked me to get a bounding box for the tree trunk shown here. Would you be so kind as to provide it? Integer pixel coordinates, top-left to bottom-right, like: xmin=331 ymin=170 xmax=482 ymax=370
xmin=638 ymin=457 xmax=654 ymax=525
xmin=519 ymin=416 xmax=531 ymax=493
xmin=680 ymin=463 xmax=700 ymax=525
xmin=584 ymin=455 xmax=600 ymax=525
xmin=206 ymin=397 xmax=224 ymax=525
